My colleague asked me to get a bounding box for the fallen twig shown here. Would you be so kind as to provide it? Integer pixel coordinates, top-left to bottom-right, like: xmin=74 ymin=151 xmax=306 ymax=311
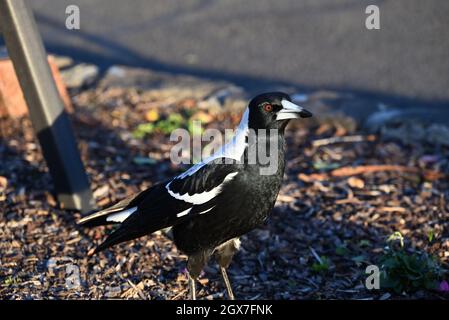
xmin=125 ymin=279 xmax=147 ymax=300
xmin=298 ymin=173 xmax=327 ymax=182
xmin=331 ymin=165 xmax=444 ymax=180
xmin=171 ymin=289 xmax=188 ymax=300
xmin=309 ymin=247 xmax=323 ymax=264
xmin=276 ymin=194 xmax=296 ymax=202
xmin=312 ymin=135 xmax=376 ymax=147
xmin=380 ymin=206 xmax=407 ymax=213
xmin=299 ymin=164 xmax=445 ymax=182
xmin=331 ymin=165 xmax=417 ymax=177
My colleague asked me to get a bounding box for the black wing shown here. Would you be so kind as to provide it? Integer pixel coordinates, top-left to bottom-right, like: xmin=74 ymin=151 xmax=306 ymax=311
xmin=90 ymin=158 xmax=241 ymax=254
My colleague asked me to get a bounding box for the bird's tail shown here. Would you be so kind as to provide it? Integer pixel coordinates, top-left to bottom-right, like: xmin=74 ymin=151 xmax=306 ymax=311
xmin=77 ymin=206 xmax=136 ymax=228
xmin=80 ymin=204 xmax=144 ymax=256
xmin=78 ymin=185 xmax=169 ymax=256
xmin=77 ymin=194 xmax=140 ymax=227
xmin=86 ymin=207 xmax=176 ymax=256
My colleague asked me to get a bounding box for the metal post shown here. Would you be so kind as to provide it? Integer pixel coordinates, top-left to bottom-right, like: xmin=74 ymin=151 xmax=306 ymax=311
xmin=0 ymin=0 xmax=95 ymax=212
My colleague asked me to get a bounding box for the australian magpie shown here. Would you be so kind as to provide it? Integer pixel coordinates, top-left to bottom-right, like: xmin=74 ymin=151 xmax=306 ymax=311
xmin=78 ymin=92 xmax=312 ymax=300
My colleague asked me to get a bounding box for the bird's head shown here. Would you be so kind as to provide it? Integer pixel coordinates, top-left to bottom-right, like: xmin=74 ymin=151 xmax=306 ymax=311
xmin=247 ymin=92 xmax=312 ymax=131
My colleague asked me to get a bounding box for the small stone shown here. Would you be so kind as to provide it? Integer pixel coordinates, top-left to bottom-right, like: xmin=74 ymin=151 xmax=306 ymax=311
xmin=61 ymin=63 xmax=99 ymax=88
xmin=0 ymin=176 xmax=7 ymax=191
xmin=93 ymin=185 xmax=109 ymax=199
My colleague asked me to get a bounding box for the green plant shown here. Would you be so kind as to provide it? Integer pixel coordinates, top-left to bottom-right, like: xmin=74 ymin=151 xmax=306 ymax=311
xmin=3 ymin=275 xmax=21 ymax=286
xmin=311 ymin=256 xmax=330 ymax=273
xmin=358 ymin=239 xmax=371 ymax=248
xmin=379 ymin=232 xmax=442 ymax=294
xmin=133 ymin=113 xmax=205 ymax=138
xmin=335 ymin=245 xmax=349 ymax=256
xmin=187 ymin=119 xmax=205 ymax=136
xmin=427 ymin=229 xmax=435 ymax=243
xmin=133 ymin=113 xmax=185 ymax=137
xmin=133 ymin=123 xmax=155 ymax=138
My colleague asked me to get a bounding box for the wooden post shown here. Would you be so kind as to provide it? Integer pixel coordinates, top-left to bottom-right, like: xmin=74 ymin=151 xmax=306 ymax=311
xmin=0 ymin=0 xmax=95 ymax=212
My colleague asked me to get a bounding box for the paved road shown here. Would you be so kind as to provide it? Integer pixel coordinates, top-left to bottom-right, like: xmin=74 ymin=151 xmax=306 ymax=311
xmin=10 ymin=1 xmax=449 ymax=105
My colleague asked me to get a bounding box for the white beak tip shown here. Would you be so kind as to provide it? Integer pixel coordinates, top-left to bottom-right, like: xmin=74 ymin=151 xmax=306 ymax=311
xmin=279 ymin=100 xmax=313 ymax=119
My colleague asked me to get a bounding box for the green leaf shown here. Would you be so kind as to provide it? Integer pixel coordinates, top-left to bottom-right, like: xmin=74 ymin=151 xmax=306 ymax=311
xmin=358 ymin=239 xmax=372 ymax=248
xmin=133 ymin=123 xmax=155 ymax=138
xmin=387 ymin=231 xmax=404 ymax=248
xmin=427 ymin=230 xmax=434 ymax=243
xmin=351 ymin=255 xmax=365 ymax=264
xmin=311 ymin=256 xmax=330 ymax=273
xmin=167 ymin=113 xmax=184 ymax=125
xmin=335 ymin=245 xmax=349 ymax=256
xmin=188 ymin=120 xmax=204 ymax=136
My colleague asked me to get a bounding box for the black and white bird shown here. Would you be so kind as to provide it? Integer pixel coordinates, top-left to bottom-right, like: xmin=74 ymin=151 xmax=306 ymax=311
xmin=78 ymin=92 xmax=312 ymax=300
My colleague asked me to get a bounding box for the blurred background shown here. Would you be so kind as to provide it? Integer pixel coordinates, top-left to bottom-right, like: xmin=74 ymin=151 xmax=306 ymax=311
xmin=9 ymin=0 xmax=449 ymax=107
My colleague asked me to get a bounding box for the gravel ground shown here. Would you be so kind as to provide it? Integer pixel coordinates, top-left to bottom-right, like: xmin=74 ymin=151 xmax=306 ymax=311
xmin=0 ymin=86 xmax=448 ymax=300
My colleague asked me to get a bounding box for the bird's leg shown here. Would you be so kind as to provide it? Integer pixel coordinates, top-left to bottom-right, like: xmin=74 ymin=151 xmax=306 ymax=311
xmin=187 ymin=250 xmax=211 ymax=300
xmin=188 ymin=274 xmax=196 ymax=300
xmin=214 ymin=238 xmax=240 ymax=300
xmin=220 ymin=266 xmax=235 ymax=300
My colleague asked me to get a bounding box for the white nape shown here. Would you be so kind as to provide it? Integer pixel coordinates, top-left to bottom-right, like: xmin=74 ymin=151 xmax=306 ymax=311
xmin=106 ymin=206 xmax=138 ymax=223
xmin=177 ymin=108 xmax=249 ymax=179
xmin=166 ymin=172 xmax=238 ymax=205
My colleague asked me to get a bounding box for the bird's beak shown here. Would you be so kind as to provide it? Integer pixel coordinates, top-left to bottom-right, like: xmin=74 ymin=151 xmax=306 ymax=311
xmin=276 ymin=100 xmax=312 ymax=120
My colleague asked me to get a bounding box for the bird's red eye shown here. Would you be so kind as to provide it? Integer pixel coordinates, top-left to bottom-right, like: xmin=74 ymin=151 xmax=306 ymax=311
xmin=263 ymin=104 xmax=273 ymax=112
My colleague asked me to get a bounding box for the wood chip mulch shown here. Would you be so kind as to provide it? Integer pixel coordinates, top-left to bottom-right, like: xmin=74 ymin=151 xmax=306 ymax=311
xmin=0 ymin=87 xmax=448 ymax=300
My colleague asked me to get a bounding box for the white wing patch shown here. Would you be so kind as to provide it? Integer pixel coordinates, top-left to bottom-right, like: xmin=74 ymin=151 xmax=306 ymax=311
xmin=106 ymin=206 xmax=137 ymax=223
xmin=198 ymin=206 xmax=216 ymax=215
xmin=166 ymin=172 xmax=238 ymax=205
xmin=176 ymin=207 xmax=192 ymax=218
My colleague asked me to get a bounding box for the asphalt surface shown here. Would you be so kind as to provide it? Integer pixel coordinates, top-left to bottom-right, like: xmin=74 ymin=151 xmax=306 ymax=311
xmin=4 ymin=0 xmax=449 ymax=106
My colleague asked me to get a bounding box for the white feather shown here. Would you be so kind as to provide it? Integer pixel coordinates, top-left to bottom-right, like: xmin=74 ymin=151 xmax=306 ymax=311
xmin=106 ymin=206 xmax=137 ymax=223
xmin=176 ymin=207 xmax=192 ymax=217
xmin=198 ymin=206 xmax=216 ymax=215
xmin=166 ymin=172 xmax=238 ymax=205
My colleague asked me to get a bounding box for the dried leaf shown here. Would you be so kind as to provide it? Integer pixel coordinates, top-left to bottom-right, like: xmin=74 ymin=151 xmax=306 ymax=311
xmin=145 ymin=109 xmax=160 ymax=122
xmin=347 ymin=177 xmax=365 ymax=189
